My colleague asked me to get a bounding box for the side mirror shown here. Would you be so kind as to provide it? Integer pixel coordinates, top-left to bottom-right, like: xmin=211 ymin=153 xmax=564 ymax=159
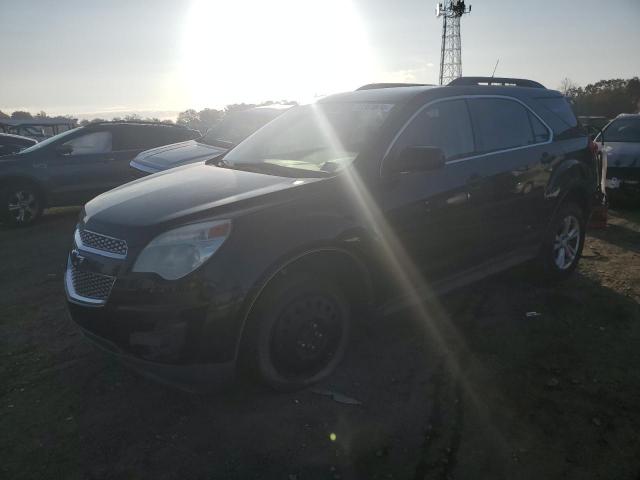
xmin=56 ymin=144 xmax=73 ymax=156
xmin=390 ymin=146 xmax=445 ymax=174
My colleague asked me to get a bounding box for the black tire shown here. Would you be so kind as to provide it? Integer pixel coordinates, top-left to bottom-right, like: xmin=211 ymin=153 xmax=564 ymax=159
xmin=537 ymin=201 xmax=586 ymax=281
xmin=240 ymin=273 xmax=351 ymax=391
xmin=1 ymin=183 xmax=43 ymax=227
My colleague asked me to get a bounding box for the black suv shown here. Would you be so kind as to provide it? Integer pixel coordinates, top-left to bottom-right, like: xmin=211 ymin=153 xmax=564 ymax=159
xmin=65 ymin=78 xmax=599 ymax=391
xmin=0 ymin=121 xmax=199 ymax=226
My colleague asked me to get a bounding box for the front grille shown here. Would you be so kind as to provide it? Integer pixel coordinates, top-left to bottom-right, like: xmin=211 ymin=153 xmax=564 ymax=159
xmin=69 ymin=263 xmax=115 ymax=302
xmin=78 ymin=229 xmax=128 ymax=257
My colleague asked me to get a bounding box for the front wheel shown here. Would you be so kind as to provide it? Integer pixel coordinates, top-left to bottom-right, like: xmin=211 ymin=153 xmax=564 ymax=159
xmin=1 ymin=184 xmax=43 ymax=227
xmin=537 ymin=202 xmax=585 ymax=281
xmin=241 ymin=273 xmax=351 ymax=391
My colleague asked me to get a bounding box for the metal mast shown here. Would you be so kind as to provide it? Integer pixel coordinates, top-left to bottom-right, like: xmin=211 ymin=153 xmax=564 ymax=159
xmin=436 ymin=1 xmax=471 ymax=85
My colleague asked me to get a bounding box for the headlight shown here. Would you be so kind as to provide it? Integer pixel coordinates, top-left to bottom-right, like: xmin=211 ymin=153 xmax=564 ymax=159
xmin=132 ymin=220 xmax=231 ymax=280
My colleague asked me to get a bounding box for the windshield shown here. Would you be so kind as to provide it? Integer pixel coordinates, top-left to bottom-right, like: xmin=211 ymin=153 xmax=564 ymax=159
xmin=221 ymin=102 xmax=394 ymax=177
xmin=604 ymin=118 xmax=640 ymax=143
xmin=200 ymin=110 xmax=282 ymax=148
xmin=19 ymin=127 xmax=81 ymax=154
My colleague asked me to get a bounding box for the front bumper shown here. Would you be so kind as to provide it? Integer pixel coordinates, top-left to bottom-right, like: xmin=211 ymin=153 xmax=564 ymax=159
xmin=79 ymin=326 xmax=235 ymax=391
xmin=64 ymin=231 xmax=247 ymax=386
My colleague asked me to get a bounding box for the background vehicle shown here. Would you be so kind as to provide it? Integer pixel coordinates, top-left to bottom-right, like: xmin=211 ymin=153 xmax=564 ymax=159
xmin=66 ymin=78 xmax=598 ymax=391
xmin=578 ymin=115 xmax=609 ymax=139
xmin=0 ymin=118 xmax=77 ymax=141
xmin=0 ymin=121 xmax=200 ymax=226
xmin=596 ymin=114 xmax=640 ymax=204
xmin=0 ymin=133 xmax=37 ymax=156
xmin=130 ymin=105 xmax=292 ymax=175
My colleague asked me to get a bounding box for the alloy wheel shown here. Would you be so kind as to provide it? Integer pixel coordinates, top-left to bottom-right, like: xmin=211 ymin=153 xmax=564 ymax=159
xmin=7 ymin=190 xmax=39 ymax=224
xmin=553 ymin=214 xmax=581 ymax=270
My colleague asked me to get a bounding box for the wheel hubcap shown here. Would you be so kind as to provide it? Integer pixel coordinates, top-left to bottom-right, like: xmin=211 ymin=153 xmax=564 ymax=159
xmin=553 ymin=215 xmax=580 ymax=270
xmin=7 ymin=190 xmax=38 ymax=223
xmin=270 ymin=294 xmax=343 ymax=378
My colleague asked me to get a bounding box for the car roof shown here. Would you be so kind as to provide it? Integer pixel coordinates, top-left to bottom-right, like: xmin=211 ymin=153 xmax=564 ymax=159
xmin=319 ymin=84 xmax=563 ymax=106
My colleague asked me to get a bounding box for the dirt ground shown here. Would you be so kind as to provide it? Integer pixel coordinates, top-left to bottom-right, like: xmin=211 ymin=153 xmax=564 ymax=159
xmin=1 ymin=208 xmax=639 ymax=480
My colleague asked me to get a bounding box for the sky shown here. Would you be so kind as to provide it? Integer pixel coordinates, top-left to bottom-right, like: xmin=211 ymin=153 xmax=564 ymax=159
xmin=1 ymin=0 xmax=639 ymax=119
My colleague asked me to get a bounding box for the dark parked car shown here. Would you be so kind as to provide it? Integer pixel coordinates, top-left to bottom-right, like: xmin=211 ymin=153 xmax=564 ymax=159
xmin=66 ymin=78 xmax=599 ymax=391
xmin=0 ymin=133 xmax=37 ymax=156
xmin=596 ymin=114 xmax=640 ymax=203
xmin=130 ymin=105 xmax=292 ymax=175
xmin=0 ymin=121 xmax=200 ymax=226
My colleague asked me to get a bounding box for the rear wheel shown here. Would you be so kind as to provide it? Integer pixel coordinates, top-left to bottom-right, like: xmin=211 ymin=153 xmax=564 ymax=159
xmin=1 ymin=183 xmax=43 ymax=227
xmin=537 ymin=202 xmax=585 ymax=281
xmin=241 ymin=273 xmax=351 ymax=391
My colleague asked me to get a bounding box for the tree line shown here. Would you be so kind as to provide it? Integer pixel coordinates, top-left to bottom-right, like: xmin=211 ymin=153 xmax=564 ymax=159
xmin=560 ymin=77 xmax=640 ymax=118
xmin=0 ymin=100 xmax=297 ymax=134
xmin=2 ymin=78 xmax=638 ymax=131
xmin=174 ymin=100 xmax=297 ymax=132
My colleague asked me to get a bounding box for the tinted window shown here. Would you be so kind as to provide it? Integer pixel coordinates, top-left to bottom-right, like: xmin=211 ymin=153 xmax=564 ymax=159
xmin=395 ymin=99 xmax=474 ymax=160
xmin=468 ymin=98 xmax=535 ymax=153
xmin=64 ymin=131 xmax=112 ymax=155
xmin=115 ymin=126 xmax=197 ymax=150
xmin=603 ymin=118 xmax=640 ymax=142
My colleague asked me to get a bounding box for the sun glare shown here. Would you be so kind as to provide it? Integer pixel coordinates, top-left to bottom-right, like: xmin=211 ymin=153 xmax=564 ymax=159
xmin=180 ymin=0 xmax=375 ymax=108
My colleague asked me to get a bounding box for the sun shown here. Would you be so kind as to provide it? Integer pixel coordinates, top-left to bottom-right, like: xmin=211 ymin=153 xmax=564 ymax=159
xmin=179 ymin=0 xmax=376 ymax=109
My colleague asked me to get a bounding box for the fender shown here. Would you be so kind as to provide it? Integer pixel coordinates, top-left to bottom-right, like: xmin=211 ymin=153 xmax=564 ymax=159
xmin=231 ymin=239 xmax=375 ymax=362
xmin=544 ymin=158 xmax=592 ymax=231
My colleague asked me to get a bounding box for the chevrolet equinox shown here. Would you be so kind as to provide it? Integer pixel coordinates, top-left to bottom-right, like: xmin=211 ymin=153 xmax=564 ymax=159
xmin=65 ymin=78 xmax=599 ymax=390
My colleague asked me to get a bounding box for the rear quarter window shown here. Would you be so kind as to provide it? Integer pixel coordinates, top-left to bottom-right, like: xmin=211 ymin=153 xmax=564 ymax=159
xmin=534 ymin=96 xmax=580 ymax=139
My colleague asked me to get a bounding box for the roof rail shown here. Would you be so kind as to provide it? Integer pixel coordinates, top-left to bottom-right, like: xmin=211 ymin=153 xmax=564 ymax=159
xmin=356 ymin=83 xmax=432 ymax=91
xmin=448 ymin=77 xmax=546 ymax=89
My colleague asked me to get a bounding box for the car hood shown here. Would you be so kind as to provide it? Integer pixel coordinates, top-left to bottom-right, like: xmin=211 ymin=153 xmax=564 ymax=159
xmin=132 ymin=140 xmax=228 ymax=172
xmin=83 ymin=163 xmax=318 ymax=235
xmin=604 ymin=142 xmax=640 ymax=169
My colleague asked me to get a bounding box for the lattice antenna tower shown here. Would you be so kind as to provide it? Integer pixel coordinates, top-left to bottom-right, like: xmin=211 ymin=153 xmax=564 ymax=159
xmin=436 ymin=1 xmax=471 ymax=85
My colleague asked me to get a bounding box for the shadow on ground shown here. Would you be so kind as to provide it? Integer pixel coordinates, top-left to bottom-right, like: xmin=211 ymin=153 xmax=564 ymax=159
xmin=1 ymin=208 xmax=639 ymax=479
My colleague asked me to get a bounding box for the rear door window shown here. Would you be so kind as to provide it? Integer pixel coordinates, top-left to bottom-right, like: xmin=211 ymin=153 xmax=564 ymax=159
xmin=114 ymin=126 xmax=196 ymax=151
xmin=394 ymin=99 xmax=475 ymax=161
xmin=64 ymin=131 xmax=112 ymax=155
xmin=467 ymin=98 xmax=537 ymax=153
